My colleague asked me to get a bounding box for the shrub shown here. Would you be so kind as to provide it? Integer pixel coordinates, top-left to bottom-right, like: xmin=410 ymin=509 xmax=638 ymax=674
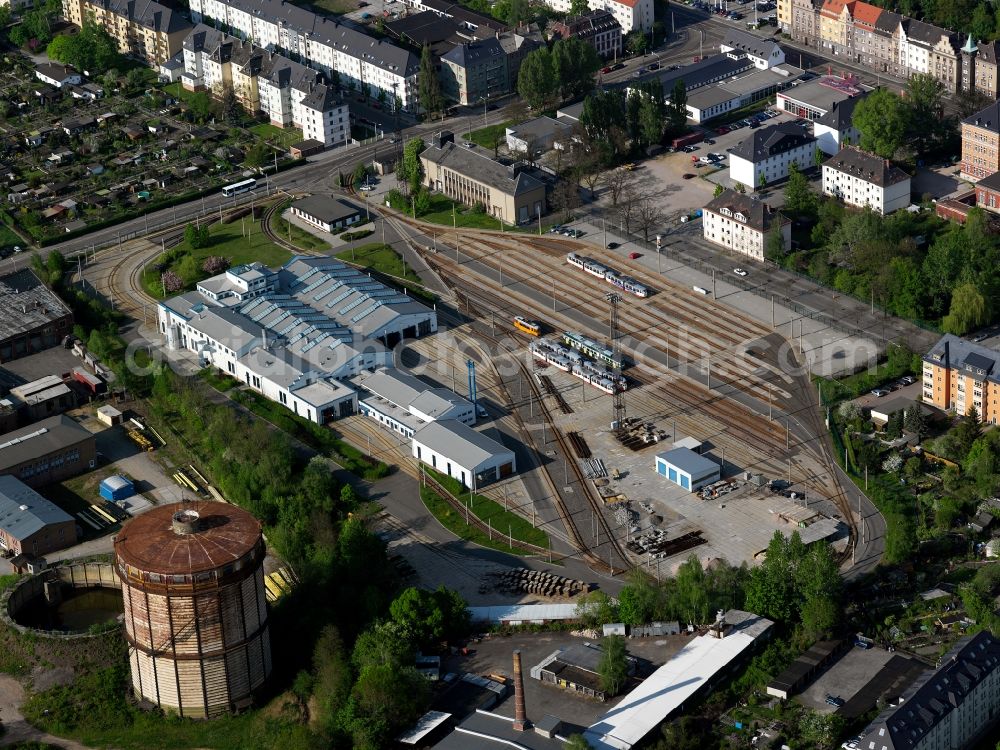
xmin=202 ymin=255 xmax=229 ymax=274
xmin=161 ymin=270 xmax=183 ymax=293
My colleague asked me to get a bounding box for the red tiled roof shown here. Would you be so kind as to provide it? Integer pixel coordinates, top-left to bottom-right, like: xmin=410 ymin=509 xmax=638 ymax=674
xmin=820 ymin=0 xmax=847 ymax=18
xmin=851 ymin=1 xmax=882 ymax=26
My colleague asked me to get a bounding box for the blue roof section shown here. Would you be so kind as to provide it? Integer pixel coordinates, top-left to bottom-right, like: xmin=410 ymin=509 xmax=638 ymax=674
xmin=656 ymin=447 xmax=719 ymax=477
xmin=0 ymin=475 xmax=74 ymax=542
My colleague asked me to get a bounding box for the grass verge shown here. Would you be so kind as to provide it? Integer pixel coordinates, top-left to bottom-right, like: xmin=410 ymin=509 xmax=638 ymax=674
xmin=271 ymin=201 xmax=330 ymax=252
xmin=419 ymin=486 xmax=544 ymax=555
xmin=335 ymin=242 xmax=437 ymax=303
xmin=422 ymin=468 xmax=549 ymax=550
xmin=197 ymin=367 xmax=238 ymax=393
xmin=231 ymin=389 xmax=390 ymax=480
xmin=248 ymin=122 xmax=304 ymax=149
xmin=466 ymin=120 xmax=514 ymax=149
xmin=141 ymin=217 xmax=292 ymax=299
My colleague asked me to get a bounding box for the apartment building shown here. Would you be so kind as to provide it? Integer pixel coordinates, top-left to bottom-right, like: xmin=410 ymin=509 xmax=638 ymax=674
xmin=821 ymin=146 xmax=911 ymax=214
xmin=181 ymin=25 xmax=347 ymax=147
xmin=550 ymin=9 xmax=622 ymax=60
xmin=701 ymin=189 xmax=790 ymax=260
xmin=728 ymin=122 xmax=817 ymax=189
xmin=785 ymin=1 xmax=968 ymax=93
xmin=858 ymin=632 xmax=1000 ymax=750
xmin=923 ymin=335 xmax=1000 ymax=422
xmin=62 ymin=0 xmax=191 ymax=65
xmin=961 ymin=99 xmax=1000 ymax=182
xmin=420 ymin=131 xmax=546 ymax=225
xmin=963 ymin=37 xmax=1000 ymax=99
xmin=544 ymin=0 xmax=651 ymax=32
xmin=188 ymin=0 xmax=420 ymax=111
xmin=439 ymin=38 xmax=508 ymax=106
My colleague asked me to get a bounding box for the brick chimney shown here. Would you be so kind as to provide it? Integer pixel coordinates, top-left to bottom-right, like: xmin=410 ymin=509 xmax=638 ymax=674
xmin=512 ymin=650 xmax=531 ymax=731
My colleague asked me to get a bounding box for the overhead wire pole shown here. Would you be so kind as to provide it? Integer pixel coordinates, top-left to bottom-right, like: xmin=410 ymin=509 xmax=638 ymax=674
xmin=606 ymin=291 xmax=626 ymax=433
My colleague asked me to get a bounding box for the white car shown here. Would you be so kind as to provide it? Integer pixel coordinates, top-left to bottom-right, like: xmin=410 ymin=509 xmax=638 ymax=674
xmin=733 ymin=267 xmax=748 ymax=277
xmin=359 ymin=184 xmax=375 ymax=192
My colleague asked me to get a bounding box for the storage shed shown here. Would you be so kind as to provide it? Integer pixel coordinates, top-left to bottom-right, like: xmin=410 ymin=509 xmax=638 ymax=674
xmin=654 ymin=447 xmax=720 ymax=491
xmin=96 ymin=405 xmax=123 ymax=427
xmin=99 ymin=474 xmax=134 ymax=502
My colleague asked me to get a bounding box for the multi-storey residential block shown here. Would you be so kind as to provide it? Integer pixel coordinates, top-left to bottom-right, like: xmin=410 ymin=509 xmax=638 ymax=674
xmin=818 ymin=0 xmax=850 ymax=56
xmin=923 ymin=335 xmax=1000 ymax=421
xmin=702 ymin=189 xmax=790 ymax=260
xmin=728 ymin=122 xmax=817 ymax=189
xmin=62 ymin=0 xmax=191 ymax=65
xmin=871 ymin=11 xmax=904 ymax=76
xmin=439 ymin=38 xmax=508 ymax=106
xmin=789 ymin=0 xmax=821 ymax=46
xmin=858 ymin=632 xmax=1000 ymax=750
xmin=849 ymin=1 xmax=883 ymax=67
xmin=188 ymin=0 xmax=420 ymax=111
xmin=903 ymin=19 xmax=959 ymax=90
xmin=963 ymin=36 xmax=1000 ymax=99
xmin=821 ymin=146 xmax=911 ymax=214
xmin=544 ymin=0 xmax=651 ymax=32
xmin=961 ymin=100 xmax=1000 ymax=182
xmin=420 ymin=131 xmax=546 ymax=224
xmin=181 ymin=25 xmax=347 ymax=148
xmin=974 ymin=170 xmax=1000 ymax=214
xmin=550 ymin=9 xmax=622 ymax=60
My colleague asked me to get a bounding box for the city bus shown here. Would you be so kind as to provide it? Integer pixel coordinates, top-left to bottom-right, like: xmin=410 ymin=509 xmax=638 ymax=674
xmin=221 ymin=178 xmax=258 ymax=197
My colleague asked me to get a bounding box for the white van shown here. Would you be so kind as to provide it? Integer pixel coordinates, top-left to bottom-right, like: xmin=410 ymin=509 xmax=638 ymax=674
xmin=693 ymin=286 xmax=709 ymax=295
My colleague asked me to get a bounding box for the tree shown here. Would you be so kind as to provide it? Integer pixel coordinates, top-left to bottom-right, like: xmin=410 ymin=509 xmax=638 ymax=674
xmin=598 ymin=636 xmax=629 ymax=696
xmin=853 ymin=88 xmax=910 ymax=158
xmin=188 ymin=91 xmax=213 ymax=122
xmin=389 ymin=586 xmax=469 ymax=647
xmin=713 ymin=183 xmax=724 ymax=197
xmin=784 ymin=163 xmax=817 ymax=218
xmin=904 ymin=403 xmax=925 ymax=437
xmin=352 ymin=620 xmax=414 ymax=670
xmin=602 ymin=168 xmax=632 ymax=206
xmin=46 ymin=35 xmax=74 ymax=64
xmin=517 ymin=47 xmax=555 ymax=110
xmin=397 ymin=138 xmax=426 ymax=195
xmin=758 ymin=171 xmax=766 ymax=189
xmin=418 ymin=45 xmax=443 ymax=120
xmin=351 ymin=664 xmax=430 ymax=747
xmin=942 ymin=282 xmax=988 ymax=335
xmin=886 ymin=410 xmax=904 ymax=439
xmin=353 ymin=162 xmax=369 ymax=186
xmin=244 ymin=142 xmax=270 ymax=170
xmin=218 ymin=84 xmax=241 ymax=122
xmin=814 ymin=146 xmax=825 ymax=168
xmin=674 ymin=555 xmax=710 ymax=624
xmin=904 ymin=73 xmax=946 ymax=155
xmin=507 ymin=0 xmax=529 ymax=25
xmin=665 ymin=80 xmax=687 ymax=137
xmin=565 ymin=735 xmax=593 ymax=750
xmin=625 ymin=30 xmax=648 ymax=55
xmin=635 ymin=198 xmax=664 ymax=244
xmin=570 ymin=0 xmax=589 ymax=14
xmin=184 ymin=223 xmax=210 ymax=249
xmin=553 ymin=179 xmax=581 ymax=220
xmin=310 ymin=626 xmax=353 ymax=736
xmin=552 ymin=38 xmax=601 ymax=101
xmin=575 ymin=590 xmax=618 ymax=628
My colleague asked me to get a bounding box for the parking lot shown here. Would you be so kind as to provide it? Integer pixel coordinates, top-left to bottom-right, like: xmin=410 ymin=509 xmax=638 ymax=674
xmin=798 ymin=645 xmax=894 ymax=714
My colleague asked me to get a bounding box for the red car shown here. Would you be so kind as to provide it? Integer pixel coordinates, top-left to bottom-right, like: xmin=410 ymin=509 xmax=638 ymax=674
xmin=601 ymin=66 xmax=612 ymax=73
xmin=629 ymin=252 xmax=641 ymax=259
xmin=716 ymin=126 xmax=730 ymax=135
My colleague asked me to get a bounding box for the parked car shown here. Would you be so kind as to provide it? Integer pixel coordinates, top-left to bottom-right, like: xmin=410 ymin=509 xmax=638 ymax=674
xmin=607 ymin=242 xmax=620 ymax=249
xmin=648 ymin=62 xmax=660 ymax=70
xmin=629 ymin=252 xmax=641 ymax=259
xmin=611 ymin=63 xmax=625 ymax=71
xmin=900 ymin=375 xmax=915 ymax=385
xmin=871 ymin=389 xmax=889 ymax=398
xmin=359 ymin=184 xmax=375 ymax=192
xmin=682 ymin=173 xmax=695 ymax=179
xmin=703 ymin=138 xmax=715 ymax=145
xmin=549 ymin=225 xmax=563 ymax=233
xmin=601 ymin=66 xmax=612 ymax=74
xmin=973 ymin=333 xmax=989 ymax=342
xmin=682 ymin=144 xmax=699 ymax=152
xmin=733 ymin=267 xmax=748 ymax=276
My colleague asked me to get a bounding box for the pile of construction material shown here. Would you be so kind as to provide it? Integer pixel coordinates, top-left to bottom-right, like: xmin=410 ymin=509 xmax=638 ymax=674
xmin=488 ymin=568 xmax=590 ymax=597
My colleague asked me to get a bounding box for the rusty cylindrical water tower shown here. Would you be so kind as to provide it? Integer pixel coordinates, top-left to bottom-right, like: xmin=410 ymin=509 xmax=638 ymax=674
xmin=114 ymin=502 xmax=272 ymax=718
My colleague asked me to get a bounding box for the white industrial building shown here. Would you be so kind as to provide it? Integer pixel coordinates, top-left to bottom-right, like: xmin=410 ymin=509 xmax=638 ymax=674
xmin=702 ymin=189 xmax=790 ymax=260
xmin=654 ymin=447 xmax=720 ymax=491
xmin=821 ymin=146 xmax=912 ymax=215
xmin=412 ymin=419 xmax=515 ymax=487
xmin=719 ymin=29 xmax=786 ymax=69
xmin=157 ymin=258 xmax=437 ymax=424
xmin=355 ymin=367 xmax=474 ymax=439
xmin=728 ymin=122 xmax=817 ymax=189
xmin=585 ymin=610 xmax=774 ymax=750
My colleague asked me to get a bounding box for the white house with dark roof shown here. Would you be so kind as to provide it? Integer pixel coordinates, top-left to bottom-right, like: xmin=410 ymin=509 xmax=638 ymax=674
xmin=34 ymin=64 xmax=82 ymax=89
xmin=542 ymin=0 xmax=652 ymax=31
xmin=856 ymin=632 xmax=1000 ymax=750
xmin=157 ymin=258 xmax=437 ymax=424
xmin=813 ymin=90 xmax=868 ymax=154
xmin=719 ymin=29 xmax=786 ymax=69
xmin=290 ymin=196 xmax=365 ymax=232
xmin=702 ymin=189 xmax=790 ymax=260
xmin=821 ymin=146 xmax=911 ymax=214
xmin=728 ymin=122 xmax=817 ymax=189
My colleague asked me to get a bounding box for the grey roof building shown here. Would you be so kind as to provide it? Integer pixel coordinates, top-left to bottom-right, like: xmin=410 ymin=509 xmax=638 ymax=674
xmin=0 ymin=414 xmax=97 ymax=488
xmin=0 ymin=269 xmax=74 ymax=364
xmin=857 ymin=632 xmax=1000 ymax=750
xmin=634 ymin=52 xmax=754 ymax=95
xmin=440 ymin=37 xmax=509 ymax=106
xmin=703 ymin=189 xmax=786 ymax=233
xmin=728 ymin=122 xmax=816 ymax=162
xmin=289 ymin=196 xmax=364 ymax=229
xmin=719 ymin=28 xmax=785 ymax=67
xmin=420 ymin=131 xmax=546 ymax=225
xmin=0 ymin=475 xmax=75 ymax=557
xmin=822 ymin=147 xmax=910 ymax=187
xmin=411 ymin=419 xmax=516 ymax=486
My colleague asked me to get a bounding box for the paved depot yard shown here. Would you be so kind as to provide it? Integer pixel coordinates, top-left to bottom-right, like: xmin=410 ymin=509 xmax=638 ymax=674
xmin=446 ymin=631 xmax=694 ymax=729
xmin=542 ymin=367 xmax=848 ymax=571
xmin=798 ymin=645 xmax=894 ymax=714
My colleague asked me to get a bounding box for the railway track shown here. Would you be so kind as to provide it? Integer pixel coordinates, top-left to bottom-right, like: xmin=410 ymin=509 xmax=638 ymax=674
xmin=398 ymin=220 xmax=857 ymax=550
